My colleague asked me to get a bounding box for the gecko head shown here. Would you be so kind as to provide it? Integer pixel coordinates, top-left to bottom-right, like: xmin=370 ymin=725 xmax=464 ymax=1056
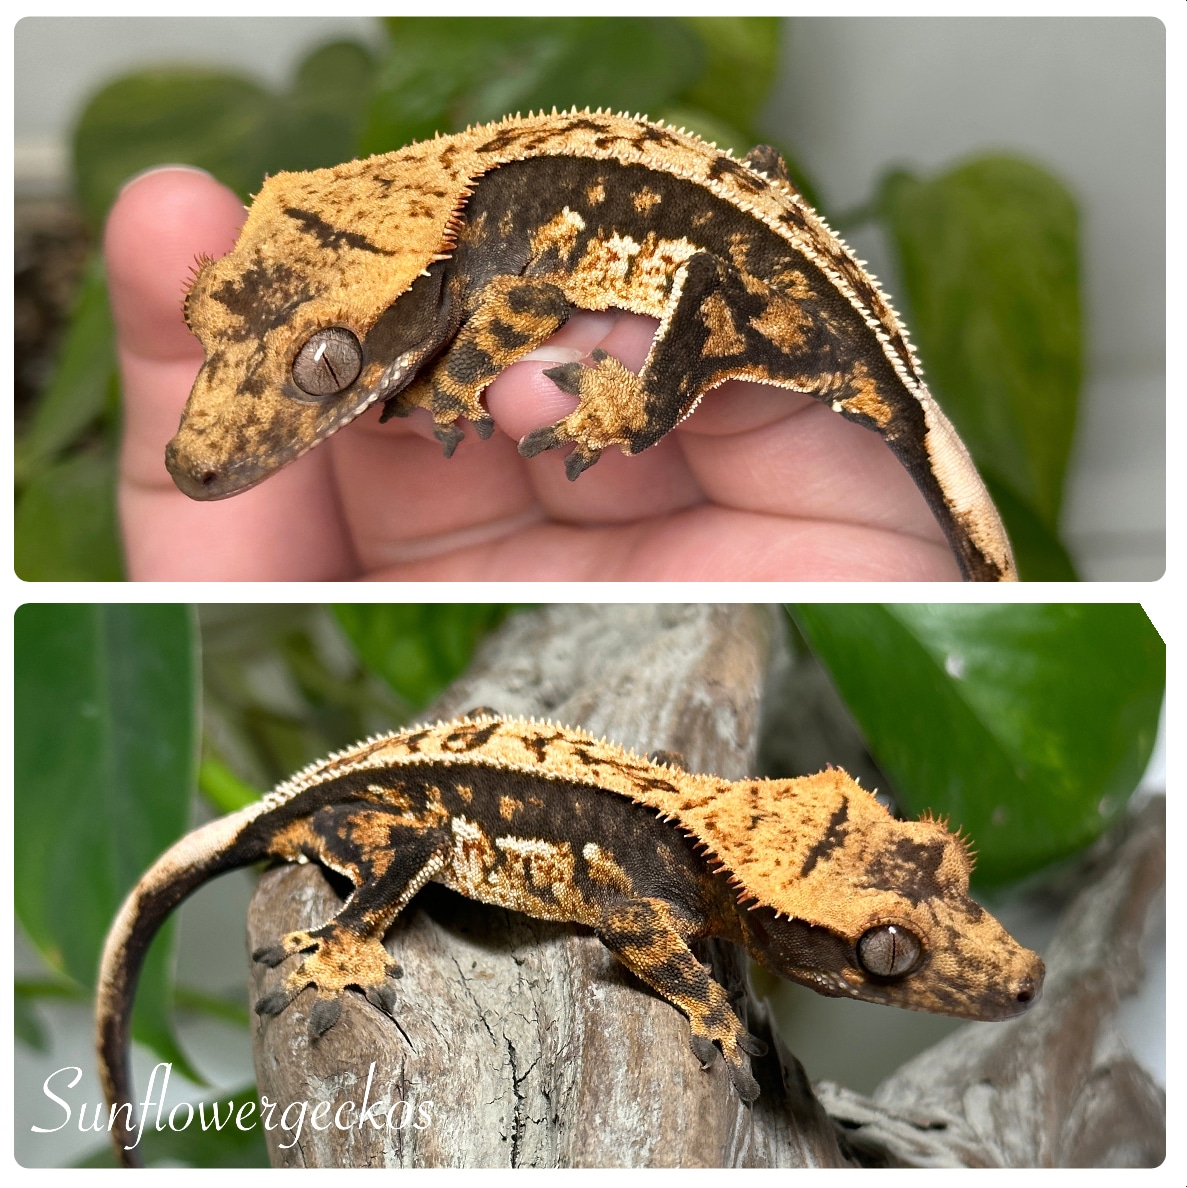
xmin=167 ymin=162 xmax=456 ymax=500
xmin=728 ymin=773 xmax=1043 ymax=1021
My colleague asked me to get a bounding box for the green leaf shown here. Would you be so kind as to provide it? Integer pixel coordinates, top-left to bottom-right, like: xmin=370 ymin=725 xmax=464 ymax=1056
xmin=72 ymin=41 xmax=381 ymax=229
xmin=787 ymin=605 xmax=1163 ymax=885
xmin=198 ymin=755 xmax=263 ymax=815
xmin=15 ymin=252 xmax=116 ymax=485
xmin=72 ymin=68 xmax=273 ymax=225
xmin=74 ymin=1087 xmax=269 ymax=1167
xmin=676 ymin=18 xmax=782 ymax=132
xmin=293 ymin=38 xmax=379 ymax=134
xmin=364 ymin=18 xmax=704 ymax=155
xmin=332 ymin=604 xmax=518 ymax=708
xmin=14 ymin=449 xmax=123 ymax=581
xmin=879 ymin=157 xmax=1081 ymax=528
xmin=15 ymin=605 xmax=201 ymax=1071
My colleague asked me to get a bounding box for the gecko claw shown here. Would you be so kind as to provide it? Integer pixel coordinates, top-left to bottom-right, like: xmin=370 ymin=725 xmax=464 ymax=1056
xmin=690 ymin=1035 xmax=718 ymax=1068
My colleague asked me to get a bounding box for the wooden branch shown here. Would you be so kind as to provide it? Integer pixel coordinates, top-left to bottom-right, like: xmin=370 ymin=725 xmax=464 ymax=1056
xmin=248 ymin=604 xmax=849 ymax=1167
xmin=816 ymin=797 xmax=1166 ymax=1168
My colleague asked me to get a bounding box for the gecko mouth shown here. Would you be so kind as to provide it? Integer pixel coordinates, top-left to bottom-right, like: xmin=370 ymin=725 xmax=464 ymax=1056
xmin=165 ymin=385 xmax=389 ymax=501
xmin=166 ymin=342 xmax=433 ymax=500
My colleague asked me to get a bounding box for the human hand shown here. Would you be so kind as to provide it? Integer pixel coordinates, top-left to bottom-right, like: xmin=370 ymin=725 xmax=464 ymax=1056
xmin=107 ymin=167 xmax=960 ymax=581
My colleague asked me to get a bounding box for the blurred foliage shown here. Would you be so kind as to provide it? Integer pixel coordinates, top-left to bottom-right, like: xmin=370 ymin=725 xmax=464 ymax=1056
xmin=15 ymin=602 xmax=516 ymax=1167
xmin=879 ymin=160 xmax=1082 ymax=569
xmin=332 ymin=604 xmax=519 ymax=707
xmin=74 ymin=1087 xmax=270 ymax=1167
xmin=17 ymin=17 xmax=1085 ymax=579
xmin=787 ymin=604 xmax=1163 ymax=885
xmin=15 ymin=605 xmax=200 ymax=1077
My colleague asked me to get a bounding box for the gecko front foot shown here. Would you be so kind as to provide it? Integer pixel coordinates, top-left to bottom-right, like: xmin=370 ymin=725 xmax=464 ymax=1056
xmin=252 ymin=923 xmax=401 ymax=1038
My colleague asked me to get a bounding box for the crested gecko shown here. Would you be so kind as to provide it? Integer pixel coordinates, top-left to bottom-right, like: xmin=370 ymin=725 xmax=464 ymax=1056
xmin=97 ymin=713 xmax=1043 ymax=1164
xmin=169 ymin=110 xmax=1016 ymax=580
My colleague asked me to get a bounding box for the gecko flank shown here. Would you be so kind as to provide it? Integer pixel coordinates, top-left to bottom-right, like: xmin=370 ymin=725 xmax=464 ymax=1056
xmin=97 ymin=713 xmax=1042 ymax=1164
xmin=169 ymin=110 xmax=1015 ymax=581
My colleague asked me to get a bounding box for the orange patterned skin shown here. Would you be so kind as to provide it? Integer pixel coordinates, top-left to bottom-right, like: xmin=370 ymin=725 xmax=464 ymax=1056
xmin=170 ymin=111 xmax=1015 ymax=580
xmin=97 ymin=714 xmax=1042 ymax=1164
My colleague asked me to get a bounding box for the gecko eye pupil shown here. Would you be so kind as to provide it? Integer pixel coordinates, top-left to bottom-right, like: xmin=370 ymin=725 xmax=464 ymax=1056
xmin=292 ymin=328 xmax=362 ymax=398
xmin=857 ymin=924 xmax=922 ymax=979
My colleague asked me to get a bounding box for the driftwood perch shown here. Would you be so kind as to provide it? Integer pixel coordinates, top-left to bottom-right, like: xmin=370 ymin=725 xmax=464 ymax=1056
xmin=247 ymin=604 xmax=1164 ymax=1167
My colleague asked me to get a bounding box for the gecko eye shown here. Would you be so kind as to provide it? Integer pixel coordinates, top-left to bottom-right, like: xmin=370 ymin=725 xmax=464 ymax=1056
xmin=857 ymin=924 xmax=922 ymax=979
xmin=292 ymin=328 xmax=363 ymax=397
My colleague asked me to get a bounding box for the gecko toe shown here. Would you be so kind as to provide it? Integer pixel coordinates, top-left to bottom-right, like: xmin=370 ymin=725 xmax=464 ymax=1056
xmin=254 ymin=987 xmax=298 ymax=1017
xmin=308 ymin=996 xmax=342 ymax=1039
xmin=729 ymin=1062 xmax=760 ymax=1103
xmin=365 ymin=979 xmax=400 ymax=1017
xmin=435 ymin=423 xmax=464 ymax=458
xmin=689 ymin=1034 xmax=718 ymax=1068
xmin=473 ymin=415 xmax=496 ymax=440
xmin=738 ymin=1031 xmax=768 ymax=1058
xmin=252 ymin=944 xmax=291 ymax=968
xmin=542 ymin=361 xmax=583 ymax=396
xmin=378 ymin=399 xmax=410 ymax=423
xmin=564 ymin=447 xmax=601 ymax=481
xmin=518 ymin=426 xmax=562 ymax=458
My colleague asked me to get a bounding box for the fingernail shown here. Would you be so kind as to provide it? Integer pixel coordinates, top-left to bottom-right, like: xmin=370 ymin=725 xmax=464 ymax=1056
xmin=517 ymin=346 xmax=585 ymax=364
xmin=118 ymin=164 xmax=217 ymax=197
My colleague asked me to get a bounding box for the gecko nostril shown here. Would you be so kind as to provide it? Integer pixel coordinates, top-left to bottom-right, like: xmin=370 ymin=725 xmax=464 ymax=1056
xmin=1015 ymin=975 xmax=1036 ymax=1004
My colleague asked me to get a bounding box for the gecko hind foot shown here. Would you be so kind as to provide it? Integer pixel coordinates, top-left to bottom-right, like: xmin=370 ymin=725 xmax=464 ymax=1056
xmin=253 ymin=925 xmax=399 ymax=1028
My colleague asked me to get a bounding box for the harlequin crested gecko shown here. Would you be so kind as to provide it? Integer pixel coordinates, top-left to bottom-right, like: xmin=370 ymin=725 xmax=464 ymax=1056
xmin=169 ymin=109 xmax=1016 ymax=581
xmin=97 ymin=713 xmax=1042 ymax=1164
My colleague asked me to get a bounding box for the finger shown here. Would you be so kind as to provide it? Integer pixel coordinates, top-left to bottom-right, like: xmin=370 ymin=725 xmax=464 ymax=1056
xmin=679 ymin=388 xmax=950 ymax=546
xmin=107 ymin=168 xmax=355 ymax=579
xmin=371 ymin=505 xmax=958 ymax=581
xmin=328 ymin=407 xmax=543 ymax=574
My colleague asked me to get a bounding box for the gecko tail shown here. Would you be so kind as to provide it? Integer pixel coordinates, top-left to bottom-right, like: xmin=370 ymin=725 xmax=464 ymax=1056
xmin=95 ymin=802 xmax=272 ymax=1167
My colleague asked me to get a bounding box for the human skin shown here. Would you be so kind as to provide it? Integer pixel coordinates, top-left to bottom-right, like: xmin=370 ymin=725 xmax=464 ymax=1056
xmin=106 ymin=167 xmax=960 ymax=581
